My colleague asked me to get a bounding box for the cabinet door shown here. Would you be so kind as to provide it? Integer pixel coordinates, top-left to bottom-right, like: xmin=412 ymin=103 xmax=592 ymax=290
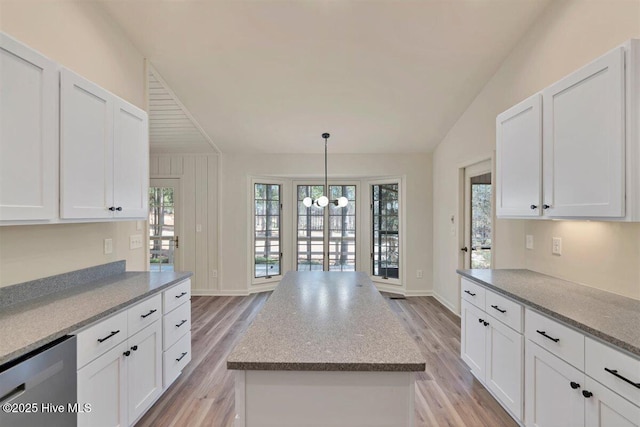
xmin=496 ymin=93 xmax=543 ymax=217
xmin=585 ymin=377 xmax=640 ymax=427
xmin=486 ymin=317 xmax=524 ymax=421
xmin=543 ymin=47 xmax=625 ymax=218
xmin=127 ymin=321 xmax=162 ymax=424
xmin=0 ymin=33 xmax=58 ymax=221
xmin=78 ymin=341 xmax=128 ymax=427
xmin=525 ymin=340 xmax=584 ymax=427
xmin=60 ymin=68 xmax=114 ymax=219
xmin=461 ymin=300 xmax=487 ymax=382
xmin=113 ymin=98 xmax=148 ymax=218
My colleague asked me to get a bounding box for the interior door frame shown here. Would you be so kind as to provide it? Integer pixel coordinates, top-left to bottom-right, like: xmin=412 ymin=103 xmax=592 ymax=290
xmin=149 ymin=177 xmax=182 ymax=273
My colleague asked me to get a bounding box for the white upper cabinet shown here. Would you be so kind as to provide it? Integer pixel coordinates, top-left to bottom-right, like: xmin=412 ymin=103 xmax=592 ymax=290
xmin=543 ymin=47 xmax=625 ymax=218
xmin=0 ymin=33 xmax=58 ymax=221
xmin=497 ymin=39 xmax=640 ymax=221
xmin=60 ymin=68 xmax=114 ymax=219
xmin=496 ymin=94 xmax=543 ymax=217
xmin=60 ymin=68 xmax=148 ymax=220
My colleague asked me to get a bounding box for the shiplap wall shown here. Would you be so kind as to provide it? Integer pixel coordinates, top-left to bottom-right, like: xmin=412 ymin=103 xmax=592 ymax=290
xmin=150 ymin=154 xmax=218 ymax=294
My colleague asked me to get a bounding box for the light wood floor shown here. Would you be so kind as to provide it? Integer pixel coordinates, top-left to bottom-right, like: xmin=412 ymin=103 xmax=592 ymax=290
xmin=137 ymin=293 xmax=517 ymax=427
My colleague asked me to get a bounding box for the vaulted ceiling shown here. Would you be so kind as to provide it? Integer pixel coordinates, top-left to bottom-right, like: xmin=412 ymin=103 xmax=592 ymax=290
xmin=100 ymin=0 xmax=550 ymax=154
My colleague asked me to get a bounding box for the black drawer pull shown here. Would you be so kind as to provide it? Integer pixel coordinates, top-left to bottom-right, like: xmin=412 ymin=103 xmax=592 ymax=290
xmin=131 ymin=345 xmax=138 ymax=351
xmin=491 ymin=305 xmax=506 ymax=313
xmin=176 ymin=319 xmax=187 ymax=328
xmin=483 ymin=321 xmax=489 ymax=326
xmin=605 ymin=368 xmax=640 ymax=389
xmin=97 ymin=330 xmax=120 ymax=343
xmin=582 ymin=390 xmax=593 ymax=398
xmin=176 ymin=352 xmax=188 ymax=362
xmin=464 ymin=290 xmax=476 ymax=297
xmin=175 ymin=292 xmax=187 ymax=299
xmin=123 ymin=350 xmax=131 ymax=357
xmin=141 ymin=309 xmax=157 ymax=319
xmin=478 ymin=318 xmax=484 ymax=324
xmin=536 ymin=330 xmax=560 ymax=343
xmin=570 ymin=381 xmax=580 ymax=389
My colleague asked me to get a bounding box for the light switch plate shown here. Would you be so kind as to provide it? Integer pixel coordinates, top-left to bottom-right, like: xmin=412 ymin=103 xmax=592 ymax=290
xmin=552 ymin=237 xmax=562 ymax=255
xmin=129 ymin=234 xmax=143 ymax=250
xmin=104 ymin=238 xmax=113 ymax=255
xmin=416 ymin=270 xmax=423 ymax=279
xmin=526 ymin=235 xmax=534 ymax=250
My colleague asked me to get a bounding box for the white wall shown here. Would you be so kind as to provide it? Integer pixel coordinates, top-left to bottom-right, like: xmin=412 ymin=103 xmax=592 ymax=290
xmin=219 ymin=153 xmax=433 ymax=295
xmin=150 ymin=154 xmax=219 ymax=294
xmin=0 ymin=1 xmax=147 ymax=287
xmin=432 ymin=0 xmax=640 ymax=311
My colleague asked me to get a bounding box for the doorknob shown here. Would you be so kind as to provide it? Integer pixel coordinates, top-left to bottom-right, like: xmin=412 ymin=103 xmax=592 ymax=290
xmin=461 ymin=247 xmax=468 ymax=253
xmin=174 ymin=236 xmax=179 ymax=249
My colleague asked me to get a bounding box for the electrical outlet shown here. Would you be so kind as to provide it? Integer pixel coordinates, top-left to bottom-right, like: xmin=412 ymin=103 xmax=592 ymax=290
xmin=104 ymin=238 xmax=113 ymax=255
xmin=552 ymin=237 xmax=562 ymax=255
xmin=212 ymin=270 xmax=218 ymax=278
xmin=526 ymin=235 xmax=534 ymax=250
xmin=129 ymin=234 xmax=143 ymax=250
xmin=196 ymin=224 xmax=202 ymax=232
xmin=416 ymin=270 xmax=423 ymax=279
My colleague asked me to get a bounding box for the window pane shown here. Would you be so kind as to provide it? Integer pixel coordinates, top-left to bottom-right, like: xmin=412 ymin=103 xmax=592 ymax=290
xmin=471 ymin=181 xmax=492 ymax=269
xmin=328 ymin=185 xmax=356 ymax=272
xmin=372 ymin=183 xmax=399 ymax=279
xmin=297 ymin=185 xmax=325 ymax=271
xmin=254 ymin=183 xmax=281 ymax=278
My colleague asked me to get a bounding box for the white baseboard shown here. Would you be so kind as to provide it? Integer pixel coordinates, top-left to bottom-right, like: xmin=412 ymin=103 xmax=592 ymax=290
xmin=249 ymin=283 xmax=278 ymax=294
xmin=432 ymin=292 xmax=459 ymax=317
xmin=191 ymin=289 xmax=249 ymax=296
xmin=404 ymin=290 xmax=433 ymax=297
xmin=373 ymin=283 xmax=406 ymax=295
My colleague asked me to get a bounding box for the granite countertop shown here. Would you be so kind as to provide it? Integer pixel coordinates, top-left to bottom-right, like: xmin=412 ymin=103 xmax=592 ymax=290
xmin=0 ymin=266 xmax=192 ymax=365
xmin=227 ymin=271 xmax=426 ymax=372
xmin=457 ymin=269 xmax=640 ymax=357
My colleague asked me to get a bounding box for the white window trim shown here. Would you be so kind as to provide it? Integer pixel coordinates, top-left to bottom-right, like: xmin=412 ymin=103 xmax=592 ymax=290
xmin=248 ymin=176 xmax=289 ymax=286
xmin=291 ymin=179 xmax=361 ymax=273
xmin=365 ymin=176 xmax=406 ymax=288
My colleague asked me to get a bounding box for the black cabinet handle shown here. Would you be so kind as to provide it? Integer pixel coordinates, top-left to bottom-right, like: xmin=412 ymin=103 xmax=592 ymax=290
xmin=530 ymin=204 xmax=538 ymax=210
xmin=116 ymin=207 xmax=122 ymax=211
xmin=176 ymin=352 xmax=188 ymax=362
xmin=536 ymin=330 xmax=560 ymax=343
xmin=175 ymin=292 xmax=187 ymax=299
xmin=491 ymin=305 xmax=507 ymax=314
xmin=543 ymin=204 xmax=550 ymax=209
xmin=483 ymin=321 xmax=489 ymax=326
xmin=464 ymin=290 xmax=476 ymax=297
xmin=176 ymin=319 xmax=187 ymax=328
xmin=478 ymin=318 xmax=484 ymax=324
xmin=141 ymin=309 xmax=157 ymax=319
xmin=570 ymin=381 xmax=581 ymax=389
xmin=131 ymin=345 xmax=138 ymax=351
xmin=604 ymin=368 xmax=640 ymax=389
xmin=97 ymin=330 xmax=120 ymax=343
xmin=108 ymin=206 xmax=116 ymax=211
xmin=123 ymin=350 xmax=131 ymax=357
xmin=582 ymin=390 xmax=593 ymax=398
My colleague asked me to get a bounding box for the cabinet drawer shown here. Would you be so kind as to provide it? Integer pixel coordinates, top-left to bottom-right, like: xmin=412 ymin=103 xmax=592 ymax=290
xmin=461 ymin=278 xmax=486 ymax=309
xmin=163 ymin=301 xmax=191 ymax=351
xmin=525 ymin=309 xmax=585 ymax=370
xmin=163 ymin=331 xmax=191 ymax=388
xmin=163 ymin=279 xmax=191 ymax=314
xmin=128 ymin=294 xmax=162 ymax=336
xmin=77 ymin=310 xmax=128 ymax=368
xmin=585 ymin=337 xmax=640 ymax=405
xmin=485 ymin=290 xmax=523 ymax=333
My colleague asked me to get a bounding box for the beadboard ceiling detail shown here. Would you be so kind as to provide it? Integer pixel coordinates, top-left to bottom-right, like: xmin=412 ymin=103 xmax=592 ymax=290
xmin=148 ymin=66 xmax=220 ymax=154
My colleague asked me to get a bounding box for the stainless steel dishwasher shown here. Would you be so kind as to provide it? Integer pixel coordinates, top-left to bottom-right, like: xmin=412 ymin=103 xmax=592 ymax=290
xmin=0 ymin=335 xmax=77 ymax=427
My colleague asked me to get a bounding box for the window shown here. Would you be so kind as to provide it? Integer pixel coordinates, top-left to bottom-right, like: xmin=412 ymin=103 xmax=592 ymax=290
xmin=371 ymin=183 xmax=399 ymax=279
xmin=297 ymin=184 xmax=357 ymax=271
xmin=470 ymin=173 xmax=492 ymax=269
xmin=254 ymin=183 xmax=282 ymax=279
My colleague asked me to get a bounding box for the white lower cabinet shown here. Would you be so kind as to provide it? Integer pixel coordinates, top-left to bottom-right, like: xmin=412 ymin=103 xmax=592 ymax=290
xmin=584 ymin=377 xmax=640 ymax=427
xmin=162 ymin=279 xmax=192 ymax=388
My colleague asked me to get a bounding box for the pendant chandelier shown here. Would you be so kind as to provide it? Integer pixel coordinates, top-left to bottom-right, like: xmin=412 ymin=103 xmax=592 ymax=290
xmin=302 ymin=133 xmax=348 ymax=208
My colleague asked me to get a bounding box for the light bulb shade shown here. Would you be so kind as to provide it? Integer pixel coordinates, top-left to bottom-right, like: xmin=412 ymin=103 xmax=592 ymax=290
xmin=302 ymin=197 xmax=313 ymax=208
xmin=337 ymin=196 xmax=349 ymax=208
xmin=317 ymin=196 xmax=329 ymax=207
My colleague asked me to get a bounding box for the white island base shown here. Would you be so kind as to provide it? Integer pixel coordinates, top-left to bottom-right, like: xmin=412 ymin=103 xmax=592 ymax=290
xmin=234 ymin=370 xmax=415 ymax=427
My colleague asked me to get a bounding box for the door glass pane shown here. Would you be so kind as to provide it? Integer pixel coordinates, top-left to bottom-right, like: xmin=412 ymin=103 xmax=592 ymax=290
xmin=297 ymin=185 xmax=325 ymax=271
xmin=328 ymin=185 xmax=356 ymax=271
xmin=149 ymin=187 xmax=175 ymax=272
xmin=372 ymin=183 xmax=399 ymax=279
xmin=470 ymin=173 xmax=492 ymax=268
xmin=254 ymin=183 xmax=281 ymax=278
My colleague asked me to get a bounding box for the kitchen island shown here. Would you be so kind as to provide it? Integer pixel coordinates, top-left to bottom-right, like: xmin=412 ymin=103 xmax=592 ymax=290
xmin=227 ymin=271 xmax=425 ymax=427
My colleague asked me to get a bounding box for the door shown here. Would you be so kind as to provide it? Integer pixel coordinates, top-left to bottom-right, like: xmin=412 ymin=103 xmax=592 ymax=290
xmin=60 ymin=68 xmax=114 ymax=219
xmin=127 ymin=321 xmax=162 ymax=424
xmin=543 ymin=47 xmax=625 ymax=218
xmin=113 ymin=98 xmax=148 ymax=218
xmin=296 ymin=183 xmax=356 ymax=272
xmin=525 ymin=340 xmax=585 ymax=427
xmin=496 ymin=94 xmax=543 ymax=217
xmin=461 ymin=300 xmax=487 ymax=382
xmin=149 ymin=179 xmax=181 ymax=272
xmin=462 ymin=160 xmax=493 ymax=269
xmin=0 ymin=33 xmax=58 ymax=221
